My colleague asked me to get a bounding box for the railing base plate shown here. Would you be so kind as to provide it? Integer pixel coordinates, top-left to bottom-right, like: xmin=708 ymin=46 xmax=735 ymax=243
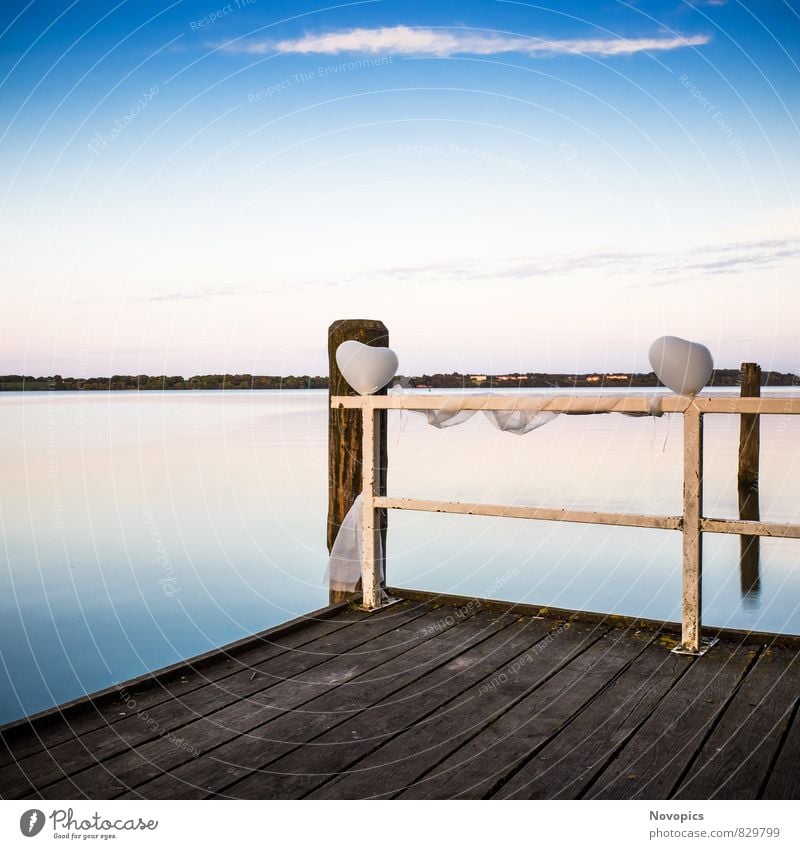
xmin=671 ymin=637 xmax=718 ymax=657
xmin=357 ymin=591 xmax=403 ymax=613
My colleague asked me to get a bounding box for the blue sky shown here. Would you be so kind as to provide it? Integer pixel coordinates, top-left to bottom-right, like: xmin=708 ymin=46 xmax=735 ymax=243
xmin=1 ymin=0 xmax=798 ymax=376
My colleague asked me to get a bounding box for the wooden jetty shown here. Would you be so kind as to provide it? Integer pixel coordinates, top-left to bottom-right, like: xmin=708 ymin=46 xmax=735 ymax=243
xmin=0 ymin=593 xmax=798 ymax=800
xmin=1 ymin=323 xmax=799 ymax=800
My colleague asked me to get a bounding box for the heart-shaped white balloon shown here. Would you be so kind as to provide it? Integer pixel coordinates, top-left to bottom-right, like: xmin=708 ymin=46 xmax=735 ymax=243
xmin=336 ymin=340 xmax=399 ymax=396
xmin=649 ymin=336 xmax=714 ymax=396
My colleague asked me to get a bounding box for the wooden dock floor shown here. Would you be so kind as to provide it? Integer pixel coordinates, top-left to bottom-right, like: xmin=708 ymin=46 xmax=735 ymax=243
xmin=1 ymin=592 xmax=798 ymax=800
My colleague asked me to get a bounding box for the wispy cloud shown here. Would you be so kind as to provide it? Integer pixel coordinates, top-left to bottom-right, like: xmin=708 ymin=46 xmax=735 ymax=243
xmin=118 ymin=239 xmax=798 ymax=305
xmin=337 ymin=238 xmax=800 ymax=291
xmin=654 ymin=239 xmax=800 ymax=278
xmin=221 ymin=25 xmax=710 ymax=58
xmin=366 ymin=250 xmax=653 ymax=284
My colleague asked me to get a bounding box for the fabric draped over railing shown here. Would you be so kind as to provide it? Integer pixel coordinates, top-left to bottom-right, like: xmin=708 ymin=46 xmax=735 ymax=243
xmin=325 ymin=391 xmax=666 ymax=590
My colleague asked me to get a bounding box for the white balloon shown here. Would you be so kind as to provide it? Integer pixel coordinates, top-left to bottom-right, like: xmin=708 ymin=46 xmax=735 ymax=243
xmin=649 ymin=336 xmax=714 ymax=396
xmin=336 ymin=340 xmax=399 ymax=396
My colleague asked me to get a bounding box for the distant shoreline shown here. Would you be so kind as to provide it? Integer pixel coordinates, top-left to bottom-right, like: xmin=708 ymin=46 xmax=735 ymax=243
xmin=2 ymin=369 xmax=798 ymax=391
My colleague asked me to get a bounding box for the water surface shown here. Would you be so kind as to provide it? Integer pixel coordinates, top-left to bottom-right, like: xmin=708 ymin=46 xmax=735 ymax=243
xmin=1 ymin=388 xmax=799 ymax=723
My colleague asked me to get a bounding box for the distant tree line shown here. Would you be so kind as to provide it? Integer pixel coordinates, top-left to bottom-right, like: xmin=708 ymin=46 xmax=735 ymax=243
xmin=1 ymin=369 xmax=797 ymax=391
xmin=412 ymin=370 xmax=799 ymax=389
xmin=0 ymin=374 xmax=329 ymax=391
xmin=398 ymin=369 xmax=799 ymax=389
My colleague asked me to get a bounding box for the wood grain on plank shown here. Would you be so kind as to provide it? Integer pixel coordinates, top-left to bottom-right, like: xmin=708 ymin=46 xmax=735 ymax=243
xmin=0 ymin=609 xmax=364 ymax=767
xmin=586 ymin=641 xmax=759 ymax=800
xmin=762 ymin=699 xmax=800 ymax=800
xmin=496 ymin=641 xmax=693 ymax=798
xmin=220 ymin=615 xmax=558 ymax=799
xmin=5 ymin=601 xmax=425 ymax=798
xmin=673 ymin=647 xmax=800 ymax=799
xmin=398 ymin=626 xmax=651 ymax=799
xmin=315 ymin=620 xmax=609 ymax=799
xmin=35 ymin=603 xmax=467 ymax=799
xmin=116 ymin=607 xmax=510 ymax=800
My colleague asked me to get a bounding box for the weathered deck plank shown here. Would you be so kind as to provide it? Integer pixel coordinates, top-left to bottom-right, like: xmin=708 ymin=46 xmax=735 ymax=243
xmin=218 ymin=613 xmax=557 ymax=799
xmin=395 ymin=625 xmax=651 ymax=799
xmin=585 ymin=640 xmax=759 ymax=799
xmin=0 ymin=604 xmax=362 ymax=768
xmin=762 ymin=700 xmax=800 ymax=800
xmin=315 ymin=619 xmax=610 ymax=799
xmin=123 ymin=607 xmax=520 ymax=799
xmin=33 ymin=601 xmax=467 ymax=799
xmin=4 ymin=600 xmax=425 ymax=798
xmin=1 ymin=592 xmax=797 ymax=801
xmin=495 ymin=634 xmax=693 ymax=799
xmin=673 ymin=646 xmax=800 ymax=799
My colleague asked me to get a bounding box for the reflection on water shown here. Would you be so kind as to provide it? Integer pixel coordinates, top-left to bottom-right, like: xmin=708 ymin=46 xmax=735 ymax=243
xmin=1 ymin=388 xmax=799 ymax=723
xmin=738 ymin=482 xmax=761 ymax=603
xmin=0 ymin=391 xmax=329 ymax=724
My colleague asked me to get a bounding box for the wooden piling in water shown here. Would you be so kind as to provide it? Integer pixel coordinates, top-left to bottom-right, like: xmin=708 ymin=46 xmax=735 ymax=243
xmin=327 ymin=319 xmax=389 ymax=603
xmin=738 ymin=363 xmax=761 ymax=488
xmin=738 ymin=362 xmax=761 ymax=594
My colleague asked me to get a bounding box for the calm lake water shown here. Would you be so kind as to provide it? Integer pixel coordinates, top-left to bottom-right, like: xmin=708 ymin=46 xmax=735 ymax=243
xmin=2 ymin=387 xmax=799 ymax=723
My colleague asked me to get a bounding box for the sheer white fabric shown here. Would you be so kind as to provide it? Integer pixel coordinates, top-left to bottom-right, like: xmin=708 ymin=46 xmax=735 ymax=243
xmin=324 ymin=494 xmax=385 ymax=592
xmin=395 ymin=389 xmax=664 ymax=432
xmin=483 ymin=408 xmax=559 ymax=434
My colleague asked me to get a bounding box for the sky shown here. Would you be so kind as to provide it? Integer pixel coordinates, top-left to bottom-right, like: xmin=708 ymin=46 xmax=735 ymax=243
xmin=0 ymin=0 xmax=798 ymax=377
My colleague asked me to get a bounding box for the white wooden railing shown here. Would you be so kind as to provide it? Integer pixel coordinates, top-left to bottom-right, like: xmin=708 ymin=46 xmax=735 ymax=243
xmin=331 ymin=393 xmax=800 ymax=653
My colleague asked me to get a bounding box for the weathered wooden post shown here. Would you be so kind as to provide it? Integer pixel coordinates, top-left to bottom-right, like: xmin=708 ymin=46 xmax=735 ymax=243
xmin=738 ymin=363 xmax=761 ymax=487
xmin=738 ymin=362 xmax=761 ymax=595
xmin=681 ymin=407 xmax=704 ymax=653
xmin=327 ymin=319 xmax=389 ymax=604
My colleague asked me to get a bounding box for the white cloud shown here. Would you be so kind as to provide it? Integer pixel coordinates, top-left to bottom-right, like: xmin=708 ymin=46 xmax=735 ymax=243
xmin=222 ymin=25 xmax=710 ymax=58
xmin=375 ymin=238 xmax=800 ymax=288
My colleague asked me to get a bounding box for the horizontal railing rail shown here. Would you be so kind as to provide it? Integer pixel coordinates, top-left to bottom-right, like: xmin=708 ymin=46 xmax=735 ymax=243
xmin=331 ymin=393 xmax=800 ymax=653
xmin=332 ymin=394 xmax=800 ymax=414
xmin=374 ymin=495 xmax=684 ymax=531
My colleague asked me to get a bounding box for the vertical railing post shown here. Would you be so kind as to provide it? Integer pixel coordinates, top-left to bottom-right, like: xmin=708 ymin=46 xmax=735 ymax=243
xmin=360 ymin=400 xmax=382 ymax=609
xmin=681 ymin=407 xmax=704 ymax=652
xmin=327 ymin=319 xmax=389 ymax=604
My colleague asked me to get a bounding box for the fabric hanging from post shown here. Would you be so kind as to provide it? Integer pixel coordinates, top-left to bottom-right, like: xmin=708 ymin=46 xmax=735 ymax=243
xmin=325 ymin=391 xmax=666 ymax=588
xmin=324 ymin=494 xmax=385 ymax=592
